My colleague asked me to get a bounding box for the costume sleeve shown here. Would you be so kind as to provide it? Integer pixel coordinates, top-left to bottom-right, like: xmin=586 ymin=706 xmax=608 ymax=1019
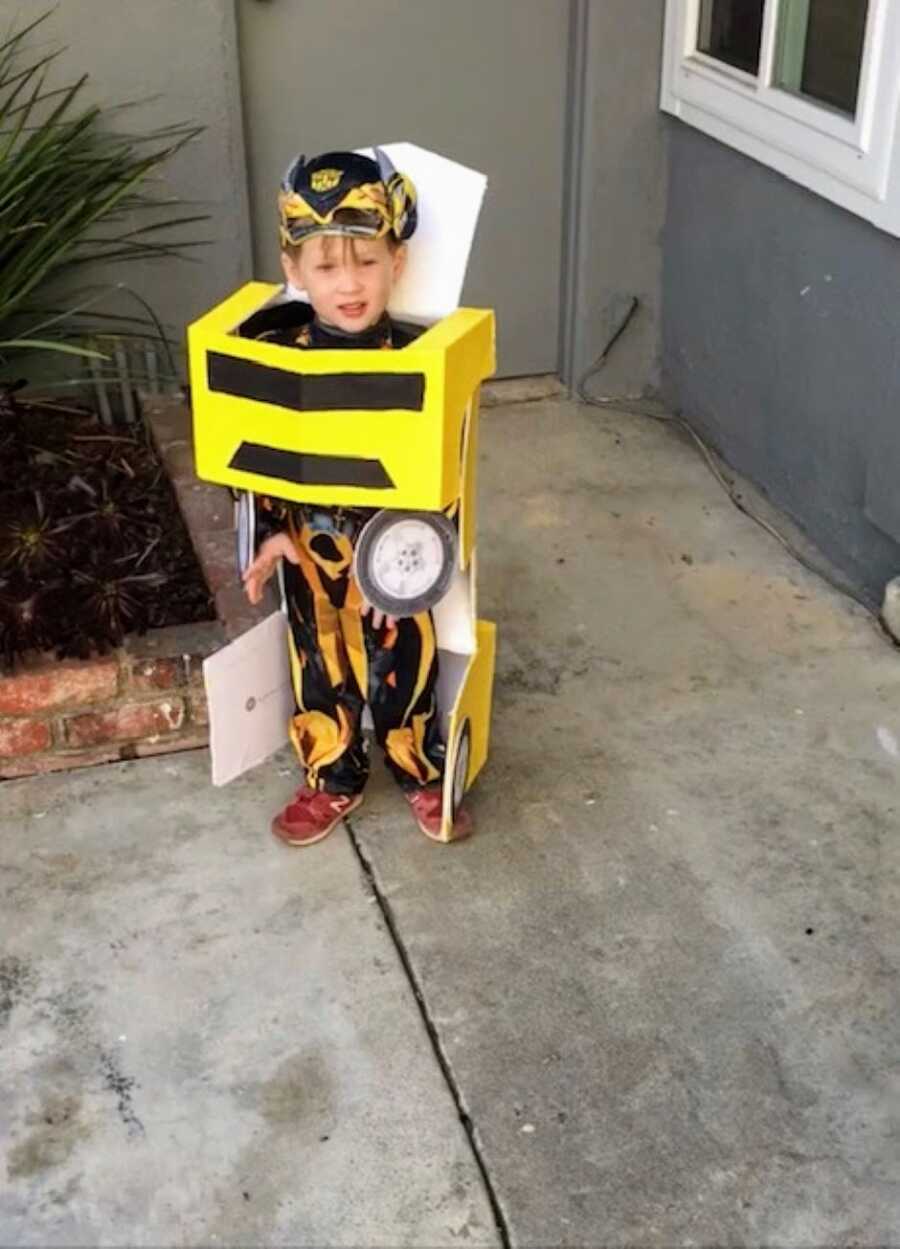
xmin=254 ymin=493 xmax=289 ymax=552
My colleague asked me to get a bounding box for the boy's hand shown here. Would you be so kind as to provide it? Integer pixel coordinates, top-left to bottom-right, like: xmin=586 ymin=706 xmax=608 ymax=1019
xmin=242 ymin=532 xmax=299 ymax=604
xmin=360 ymin=600 xmax=397 ymax=631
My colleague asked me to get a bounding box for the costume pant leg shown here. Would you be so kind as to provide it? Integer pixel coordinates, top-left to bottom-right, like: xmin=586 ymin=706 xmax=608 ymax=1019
xmin=283 ymin=522 xmax=368 ymax=796
xmin=365 ymin=610 xmax=445 ymax=791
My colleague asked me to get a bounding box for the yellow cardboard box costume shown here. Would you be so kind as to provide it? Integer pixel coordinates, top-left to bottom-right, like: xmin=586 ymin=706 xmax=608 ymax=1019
xmin=188 ymin=145 xmax=496 ymax=841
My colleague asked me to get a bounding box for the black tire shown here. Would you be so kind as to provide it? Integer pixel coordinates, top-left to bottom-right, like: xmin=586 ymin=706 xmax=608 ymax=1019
xmin=353 ymin=509 xmax=457 ymax=617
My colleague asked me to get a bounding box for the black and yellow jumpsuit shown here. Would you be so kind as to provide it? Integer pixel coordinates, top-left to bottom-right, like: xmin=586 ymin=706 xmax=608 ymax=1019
xmin=240 ymin=301 xmax=445 ymax=797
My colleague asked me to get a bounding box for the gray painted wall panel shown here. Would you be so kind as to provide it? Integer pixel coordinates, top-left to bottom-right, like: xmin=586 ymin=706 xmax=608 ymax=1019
xmin=662 ymin=122 xmax=900 ymax=604
xmin=566 ymin=0 xmax=667 ymax=394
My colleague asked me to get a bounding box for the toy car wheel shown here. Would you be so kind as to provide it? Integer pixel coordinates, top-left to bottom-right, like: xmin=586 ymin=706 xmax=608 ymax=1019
xmin=353 ymin=510 xmax=457 ymax=618
xmin=451 ymin=718 xmax=471 ymax=820
xmin=235 ymin=490 xmax=255 ymax=577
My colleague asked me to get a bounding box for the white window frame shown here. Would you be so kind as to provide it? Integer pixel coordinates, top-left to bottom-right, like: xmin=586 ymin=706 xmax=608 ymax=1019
xmin=660 ymin=0 xmax=900 ymax=237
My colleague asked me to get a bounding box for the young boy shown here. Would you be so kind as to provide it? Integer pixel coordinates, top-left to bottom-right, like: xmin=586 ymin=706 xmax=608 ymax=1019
xmin=239 ymin=149 xmax=472 ymax=847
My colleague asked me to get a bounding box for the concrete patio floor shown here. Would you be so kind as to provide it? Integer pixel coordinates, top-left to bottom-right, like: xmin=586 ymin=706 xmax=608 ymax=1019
xmin=2 ymin=396 xmax=899 ymax=1247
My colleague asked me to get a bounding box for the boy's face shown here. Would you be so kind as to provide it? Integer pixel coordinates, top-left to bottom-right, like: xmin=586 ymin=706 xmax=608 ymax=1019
xmin=282 ymin=234 xmax=406 ymax=334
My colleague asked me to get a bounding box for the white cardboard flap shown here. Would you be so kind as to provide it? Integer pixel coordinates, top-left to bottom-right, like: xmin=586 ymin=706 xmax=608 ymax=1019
xmin=370 ymin=142 xmax=487 ymax=324
xmin=203 ymin=611 xmax=294 ymax=786
xmin=432 ymin=564 xmax=476 ymax=655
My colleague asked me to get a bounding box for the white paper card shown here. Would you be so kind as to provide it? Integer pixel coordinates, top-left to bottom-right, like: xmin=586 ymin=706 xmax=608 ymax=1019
xmin=203 ymin=611 xmax=294 ymax=786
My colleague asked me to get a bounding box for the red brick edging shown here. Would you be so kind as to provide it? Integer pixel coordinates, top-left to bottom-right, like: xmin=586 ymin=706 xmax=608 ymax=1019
xmin=0 ymin=646 xmax=211 ymax=780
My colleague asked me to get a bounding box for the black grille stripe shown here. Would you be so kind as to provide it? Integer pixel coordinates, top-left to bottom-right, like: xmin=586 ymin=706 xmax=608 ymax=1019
xmin=208 ymin=352 xmax=425 ymax=412
xmin=229 ymin=442 xmax=394 ymax=490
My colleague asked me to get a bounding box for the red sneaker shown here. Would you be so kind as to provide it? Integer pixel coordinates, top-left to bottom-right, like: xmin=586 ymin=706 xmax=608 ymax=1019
xmin=404 ymin=784 xmax=474 ymax=843
xmin=272 ymin=787 xmax=363 ymax=847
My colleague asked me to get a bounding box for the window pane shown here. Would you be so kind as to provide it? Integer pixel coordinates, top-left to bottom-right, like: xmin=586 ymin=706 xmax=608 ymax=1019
xmin=698 ymin=0 xmax=765 ymax=75
xmin=776 ymin=0 xmax=869 ymax=116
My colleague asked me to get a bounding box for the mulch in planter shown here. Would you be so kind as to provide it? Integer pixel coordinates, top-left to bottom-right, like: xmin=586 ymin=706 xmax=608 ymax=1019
xmin=0 ymin=395 xmax=216 ymax=671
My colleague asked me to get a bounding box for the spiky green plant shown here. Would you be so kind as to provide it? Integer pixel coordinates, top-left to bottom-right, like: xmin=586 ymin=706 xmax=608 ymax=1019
xmin=0 ymin=10 xmax=205 ymax=380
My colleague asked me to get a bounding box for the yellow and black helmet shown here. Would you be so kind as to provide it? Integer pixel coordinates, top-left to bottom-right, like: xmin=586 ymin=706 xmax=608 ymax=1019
xmin=278 ymin=148 xmax=417 ymax=248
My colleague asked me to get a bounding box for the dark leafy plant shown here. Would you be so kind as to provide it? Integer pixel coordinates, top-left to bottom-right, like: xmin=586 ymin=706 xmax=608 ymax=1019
xmin=64 ymin=461 xmax=162 ymax=540
xmin=72 ymin=561 xmax=165 ymax=645
xmin=0 ymin=490 xmax=69 ymax=570
xmin=0 ymin=580 xmax=61 ymax=667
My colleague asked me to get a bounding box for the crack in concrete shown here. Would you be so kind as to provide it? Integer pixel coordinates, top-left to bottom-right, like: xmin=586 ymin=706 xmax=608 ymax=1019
xmin=98 ymin=1047 xmax=144 ymax=1138
xmin=345 ymin=818 xmax=511 ymax=1249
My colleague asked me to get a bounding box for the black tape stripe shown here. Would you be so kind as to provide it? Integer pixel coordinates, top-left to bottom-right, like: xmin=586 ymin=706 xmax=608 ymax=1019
xmin=208 ymin=352 xmax=425 ymax=411
xmin=229 ymin=442 xmax=394 ymax=490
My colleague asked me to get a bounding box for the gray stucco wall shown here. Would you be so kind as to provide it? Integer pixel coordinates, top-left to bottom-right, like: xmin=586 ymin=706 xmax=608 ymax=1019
xmin=565 ymin=0 xmax=668 ymax=394
xmin=21 ymin=1 xmax=251 ymax=370
xmin=662 ymin=122 xmax=900 ymax=605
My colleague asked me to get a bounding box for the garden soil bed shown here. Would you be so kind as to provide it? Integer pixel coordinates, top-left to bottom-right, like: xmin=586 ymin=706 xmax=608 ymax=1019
xmin=0 ymin=399 xmax=215 ymax=665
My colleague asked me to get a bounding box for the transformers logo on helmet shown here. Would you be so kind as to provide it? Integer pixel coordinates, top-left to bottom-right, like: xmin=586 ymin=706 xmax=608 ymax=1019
xmin=310 ymin=168 xmax=341 ymax=193
xmin=277 ymin=148 xmax=417 ymax=247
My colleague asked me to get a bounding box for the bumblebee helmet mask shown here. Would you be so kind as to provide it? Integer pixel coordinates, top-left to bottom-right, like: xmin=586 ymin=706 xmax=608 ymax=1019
xmin=278 ymin=148 xmax=418 ymax=249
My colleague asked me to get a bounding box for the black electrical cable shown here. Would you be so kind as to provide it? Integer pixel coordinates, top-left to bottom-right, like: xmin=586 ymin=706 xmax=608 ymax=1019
xmin=575 ymin=296 xmax=883 ymax=624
